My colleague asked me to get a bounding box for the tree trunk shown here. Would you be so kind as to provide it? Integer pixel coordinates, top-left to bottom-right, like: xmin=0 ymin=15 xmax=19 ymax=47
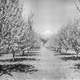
xmin=66 ymin=48 xmax=68 ymax=53
xmin=76 ymin=51 xmax=79 ymax=59
xmin=59 ymin=50 xmax=61 ymax=53
xmin=27 ymin=48 xmax=29 ymax=54
xmin=22 ymin=51 xmax=24 ymax=56
xmin=12 ymin=49 xmax=15 ymax=61
xmin=65 ymin=48 xmax=68 ymax=53
xmin=12 ymin=53 xmax=15 ymax=61
xmin=58 ymin=48 xmax=62 ymax=53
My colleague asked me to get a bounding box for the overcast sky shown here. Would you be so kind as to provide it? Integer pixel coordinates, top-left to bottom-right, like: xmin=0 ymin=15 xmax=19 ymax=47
xmin=21 ymin=0 xmax=80 ymax=37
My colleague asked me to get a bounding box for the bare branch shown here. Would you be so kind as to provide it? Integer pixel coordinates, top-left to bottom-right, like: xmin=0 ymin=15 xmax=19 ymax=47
xmin=74 ymin=0 xmax=80 ymax=13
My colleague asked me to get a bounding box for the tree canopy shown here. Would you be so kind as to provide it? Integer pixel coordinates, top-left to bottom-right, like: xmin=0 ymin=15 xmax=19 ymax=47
xmin=0 ymin=0 xmax=41 ymax=60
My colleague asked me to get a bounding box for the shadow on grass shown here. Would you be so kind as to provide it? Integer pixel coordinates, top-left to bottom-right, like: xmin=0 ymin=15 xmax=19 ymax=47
xmin=74 ymin=63 xmax=80 ymax=70
xmin=18 ymin=53 xmax=39 ymax=57
xmin=0 ymin=53 xmax=7 ymax=56
xmin=0 ymin=58 xmax=38 ymax=62
xmin=54 ymin=52 xmax=75 ymax=56
xmin=60 ymin=56 xmax=80 ymax=61
xmin=0 ymin=64 xmax=38 ymax=76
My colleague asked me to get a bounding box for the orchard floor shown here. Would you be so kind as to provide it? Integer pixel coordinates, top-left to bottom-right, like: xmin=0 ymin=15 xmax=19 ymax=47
xmin=0 ymin=46 xmax=80 ymax=80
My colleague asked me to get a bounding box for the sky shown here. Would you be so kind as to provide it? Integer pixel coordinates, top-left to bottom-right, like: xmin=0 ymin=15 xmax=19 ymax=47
xmin=21 ymin=0 xmax=80 ymax=38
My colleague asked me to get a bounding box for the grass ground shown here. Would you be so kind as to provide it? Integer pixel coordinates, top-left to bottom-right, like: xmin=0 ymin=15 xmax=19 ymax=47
xmin=0 ymin=47 xmax=80 ymax=80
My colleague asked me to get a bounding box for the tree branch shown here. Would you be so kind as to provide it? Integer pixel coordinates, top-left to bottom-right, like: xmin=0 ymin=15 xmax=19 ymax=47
xmin=74 ymin=0 xmax=80 ymax=13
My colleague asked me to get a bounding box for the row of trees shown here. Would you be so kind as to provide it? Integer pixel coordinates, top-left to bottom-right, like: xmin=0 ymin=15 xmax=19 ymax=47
xmin=47 ymin=0 xmax=80 ymax=58
xmin=0 ymin=0 xmax=41 ymax=60
xmin=51 ymin=19 xmax=80 ymax=57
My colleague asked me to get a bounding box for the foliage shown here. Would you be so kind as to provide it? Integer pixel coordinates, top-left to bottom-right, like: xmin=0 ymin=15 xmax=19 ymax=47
xmin=0 ymin=0 xmax=23 ymax=57
xmin=52 ymin=19 xmax=80 ymax=57
xmin=0 ymin=0 xmax=41 ymax=60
